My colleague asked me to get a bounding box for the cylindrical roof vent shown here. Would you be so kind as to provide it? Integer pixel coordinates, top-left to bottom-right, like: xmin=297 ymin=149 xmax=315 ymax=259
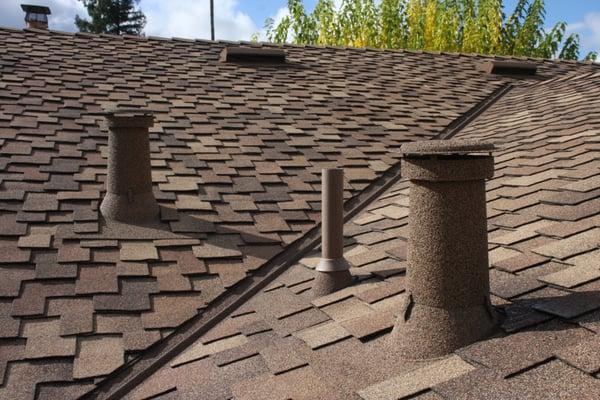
xmin=100 ymin=108 xmax=159 ymax=223
xmin=391 ymin=139 xmax=499 ymax=359
xmin=312 ymin=168 xmax=352 ymax=297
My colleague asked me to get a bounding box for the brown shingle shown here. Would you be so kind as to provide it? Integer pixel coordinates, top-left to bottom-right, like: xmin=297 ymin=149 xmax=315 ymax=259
xmin=73 ymin=336 xmax=124 ymax=379
xmin=492 ymin=252 xmax=548 ymax=272
xmin=22 ymin=318 xmax=77 ymax=359
xmin=321 ymin=297 xmax=374 ymax=322
xmin=555 ymin=334 xmax=600 ymax=374
xmin=530 ymin=286 xmax=600 ymax=319
xmin=457 ymin=320 xmax=592 ymax=376
xmin=22 ymin=193 xmax=58 ymax=211
xmin=340 ymin=311 xmax=395 ymax=339
xmin=151 ymin=264 xmax=192 ymax=292
xmin=171 ymin=333 xmax=248 ymax=367
xmin=0 ymin=246 xmax=31 ymax=264
xmin=17 ymin=234 xmax=52 ymax=249
xmin=532 ymin=228 xmax=599 ymax=260
xmin=0 ymin=214 xmax=28 ymax=236
xmin=193 ymin=243 xmax=242 ymax=259
xmin=259 ymin=336 xmax=308 ymax=374
xmin=489 ymin=269 xmax=545 ymax=299
xmin=46 ymin=298 xmax=94 ymax=336
xmin=75 ymin=265 xmax=119 ymax=294
xmin=293 ymin=321 xmax=351 ymax=349
xmin=358 ymin=356 xmax=475 ymax=400
xmin=120 ymin=242 xmax=159 ymax=261
xmin=174 ymin=195 xmax=213 ymax=211
xmin=57 ymin=244 xmax=90 ymax=263
xmin=539 ymin=261 xmax=600 ymax=288
xmin=253 ymin=213 xmax=291 ymax=233
xmin=141 ymin=293 xmax=204 ymax=329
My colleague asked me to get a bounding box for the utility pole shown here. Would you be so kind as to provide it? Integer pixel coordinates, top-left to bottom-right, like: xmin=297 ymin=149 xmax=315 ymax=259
xmin=210 ymin=0 xmax=215 ymax=41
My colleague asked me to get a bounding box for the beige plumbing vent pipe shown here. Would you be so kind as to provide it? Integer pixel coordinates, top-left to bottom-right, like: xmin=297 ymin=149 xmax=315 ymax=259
xmin=391 ymin=139 xmax=499 ymax=359
xmin=312 ymin=168 xmax=352 ymax=297
xmin=100 ymin=108 xmax=159 ymax=223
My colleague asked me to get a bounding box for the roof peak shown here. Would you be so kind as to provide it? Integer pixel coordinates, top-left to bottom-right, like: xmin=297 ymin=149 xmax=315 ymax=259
xmin=2 ymin=25 xmax=598 ymax=67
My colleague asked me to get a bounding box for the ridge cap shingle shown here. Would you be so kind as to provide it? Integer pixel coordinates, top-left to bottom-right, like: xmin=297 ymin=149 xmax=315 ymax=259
xmin=2 ymin=25 xmax=599 ymax=67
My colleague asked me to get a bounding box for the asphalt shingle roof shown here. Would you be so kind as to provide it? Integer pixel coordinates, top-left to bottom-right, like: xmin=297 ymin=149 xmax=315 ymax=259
xmin=0 ymin=26 xmax=598 ymax=399
xmin=127 ymin=68 xmax=600 ymax=400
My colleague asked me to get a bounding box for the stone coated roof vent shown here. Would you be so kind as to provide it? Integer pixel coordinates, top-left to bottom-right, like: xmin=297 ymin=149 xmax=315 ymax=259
xmin=482 ymin=60 xmax=537 ymax=76
xmin=220 ymin=46 xmax=286 ymax=64
xmin=391 ymin=139 xmax=499 ymax=359
xmin=21 ymin=4 xmax=51 ymax=29
xmin=100 ymin=108 xmax=159 ymax=223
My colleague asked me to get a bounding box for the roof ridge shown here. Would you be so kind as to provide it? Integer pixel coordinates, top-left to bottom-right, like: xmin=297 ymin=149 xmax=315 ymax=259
xmin=433 ymin=68 xmax=600 ymax=141
xmin=3 ymin=26 xmax=599 ymax=66
xmin=533 ymin=69 xmax=600 ymax=87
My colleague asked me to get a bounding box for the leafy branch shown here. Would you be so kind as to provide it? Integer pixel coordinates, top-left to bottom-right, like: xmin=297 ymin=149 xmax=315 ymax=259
xmin=266 ymin=0 xmax=596 ymax=61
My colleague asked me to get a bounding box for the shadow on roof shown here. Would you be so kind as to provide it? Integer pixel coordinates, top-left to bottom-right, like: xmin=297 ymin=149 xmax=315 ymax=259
xmin=502 ymin=290 xmax=600 ymax=327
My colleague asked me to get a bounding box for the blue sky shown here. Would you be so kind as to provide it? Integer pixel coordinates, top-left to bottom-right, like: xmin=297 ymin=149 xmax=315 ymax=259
xmin=1 ymin=1 xmax=598 ymax=57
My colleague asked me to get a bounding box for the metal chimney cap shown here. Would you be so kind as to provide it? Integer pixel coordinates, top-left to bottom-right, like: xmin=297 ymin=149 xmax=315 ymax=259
xmin=21 ymin=4 xmax=51 ymax=14
xmin=103 ymin=108 xmax=154 ymax=129
xmin=401 ymin=139 xmax=496 ymax=156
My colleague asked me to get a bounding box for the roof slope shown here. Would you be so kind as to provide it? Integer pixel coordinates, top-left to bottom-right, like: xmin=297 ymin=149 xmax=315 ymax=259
xmin=0 ymin=27 xmax=597 ymax=399
xmin=127 ymin=71 xmax=600 ymax=399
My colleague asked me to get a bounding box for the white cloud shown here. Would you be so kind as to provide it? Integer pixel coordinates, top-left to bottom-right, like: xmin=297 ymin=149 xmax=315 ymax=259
xmin=0 ymin=0 xmax=258 ymax=41
xmin=259 ymin=6 xmax=289 ymax=41
xmin=272 ymin=6 xmax=290 ymax=27
xmin=567 ymin=12 xmax=600 ymax=56
xmin=0 ymin=0 xmax=86 ymax=31
xmin=142 ymin=0 xmax=258 ymax=40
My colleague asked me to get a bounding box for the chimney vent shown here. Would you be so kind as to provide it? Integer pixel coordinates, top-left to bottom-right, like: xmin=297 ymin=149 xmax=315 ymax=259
xmin=100 ymin=108 xmax=159 ymax=223
xmin=21 ymin=4 xmax=51 ymax=30
xmin=391 ymin=139 xmax=499 ymax=359
xmin=312 ymin=168 xmax=352 ymax=297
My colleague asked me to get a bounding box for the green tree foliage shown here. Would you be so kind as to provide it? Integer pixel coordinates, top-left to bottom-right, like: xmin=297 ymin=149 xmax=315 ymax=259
xmin=75 ymin=0 xmax=146 ymax=35
xmin=266 ymin=0 xmax=597 ymax=61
